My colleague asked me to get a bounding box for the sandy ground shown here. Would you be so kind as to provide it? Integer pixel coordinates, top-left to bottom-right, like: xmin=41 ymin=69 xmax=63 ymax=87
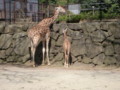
xmin=0 ymin=64 xmax=120 ymax=90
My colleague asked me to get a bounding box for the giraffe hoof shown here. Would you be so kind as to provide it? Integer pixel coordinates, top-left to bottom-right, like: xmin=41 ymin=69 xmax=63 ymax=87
xmin=48 ymin=63 xmax=51 ymax=66
xmin=64 ymin=63 xmax=67 ymax=67
xmin=64 ymin=65 xmax=69 ymax=68
xmin=66 ymin=64 xmax=69 ymax=68
xmin=33 ymin=64 xmax=36 ymax=67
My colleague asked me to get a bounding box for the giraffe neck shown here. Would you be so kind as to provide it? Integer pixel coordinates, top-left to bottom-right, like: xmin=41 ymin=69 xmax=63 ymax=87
xmin=64 ymin=32 xmax=67 ymax=40
xmin=44 ymin=10 xmax=59 ymax=26
xmin=37 ymin=10 xmax=59 ymax=27
xmin=52 ymin=10 xmax=59 ymax=22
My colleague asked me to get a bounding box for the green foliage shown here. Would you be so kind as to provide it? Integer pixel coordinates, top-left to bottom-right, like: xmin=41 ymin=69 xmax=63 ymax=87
xmin=56 ymin=0 xmax=67 ymax=5
xmin=39 ymin=0 xmax=120 ymax=22
xmin=38 ymin=0 xmax=79 ymax=4
xmin=107 ymin=3 xmax=120 ymax=13
xmin=102 ymin=12 xmax=120 ymax=19
xmin=39 ymin=0 xmax=46 ymax=3
xmin=39 ymin=0 xmax=56 ymax=4
xmin=56 ymin=0 xmax=120 ymax=22
xmin=80 ymin=0 xmax=97 ymax=4
xmin=104 ymin=0 xmax=120 ymax=14
xmin=57 ymin=11 xmax=120 ymax=23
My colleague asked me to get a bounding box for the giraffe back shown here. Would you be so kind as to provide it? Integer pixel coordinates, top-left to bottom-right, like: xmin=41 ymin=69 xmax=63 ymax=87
xmin=38 ymin=18 xmax=54 ymax=27
xmin=63 ymin=38 xmax=71 ymax=52
xmin=27 ymin=25 xmax=50 ymax=40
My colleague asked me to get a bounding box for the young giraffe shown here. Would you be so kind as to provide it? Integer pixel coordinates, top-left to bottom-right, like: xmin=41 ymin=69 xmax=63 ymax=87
xmin=63 ymin=28 xmax=71 ymax=68
xmin=27 ymin=6 xmax=66 ymax=67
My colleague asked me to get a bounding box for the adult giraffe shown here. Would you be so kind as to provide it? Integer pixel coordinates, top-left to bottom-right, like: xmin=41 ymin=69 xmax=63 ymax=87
xmin=27 ymin=6 xmax=66 ymax=67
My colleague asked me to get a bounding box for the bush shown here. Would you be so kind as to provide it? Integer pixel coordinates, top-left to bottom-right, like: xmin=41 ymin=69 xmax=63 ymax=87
xmin=57 ymin=11 xmax=120 ymax=23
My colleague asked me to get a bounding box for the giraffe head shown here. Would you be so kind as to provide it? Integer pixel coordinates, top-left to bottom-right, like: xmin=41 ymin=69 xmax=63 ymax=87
xmin=55 ymin=6 xmax=66 ymax=13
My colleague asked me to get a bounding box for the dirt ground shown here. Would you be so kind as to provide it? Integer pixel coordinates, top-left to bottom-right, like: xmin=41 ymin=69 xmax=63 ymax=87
xmin=0 ymin=63 xmax=120 ymax=90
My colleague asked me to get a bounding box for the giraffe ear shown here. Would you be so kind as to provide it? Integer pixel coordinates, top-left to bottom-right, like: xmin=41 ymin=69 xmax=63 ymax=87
xmin=64 ymin=28 xmax=68 ymax=32
xmin=63 ymin=28 xmax=67 ymax=33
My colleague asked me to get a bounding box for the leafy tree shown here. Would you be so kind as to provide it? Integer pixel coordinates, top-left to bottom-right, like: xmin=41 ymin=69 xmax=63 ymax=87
xmin=38 ymin=0 xmax=120 ymax=13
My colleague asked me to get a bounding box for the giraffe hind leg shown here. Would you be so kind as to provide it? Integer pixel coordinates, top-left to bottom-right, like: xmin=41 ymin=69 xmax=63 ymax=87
xmin=31 ymin=37 xmax=40 ymax=67
xmin=64 ymin=50 xmax=67 ymax=67
xmin=66 ymin=55 xmax=69 ymax=68
xmin=65 ymin=50 xmax=69 ymax=68
xmin=66 ymin=50 xmax=70 ymax=67
xmin=46 ymin=37 xmax=50 ymax=65
xmin=42 ymin=41 xmax=45 ymax=65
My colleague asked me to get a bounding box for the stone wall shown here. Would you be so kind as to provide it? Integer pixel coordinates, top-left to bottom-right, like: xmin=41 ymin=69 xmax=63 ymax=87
xmin=50 ymin=20 xmax=120 ymax=66
xmin=0 ymin=23 xmax=31 ymax=64
xmin=0 ymin=20 xmax=120 ymax=66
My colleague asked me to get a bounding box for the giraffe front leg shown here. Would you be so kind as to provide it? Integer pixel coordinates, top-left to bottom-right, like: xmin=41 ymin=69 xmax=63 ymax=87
xmin=46 ymin=38 xmax=50 ymax=65
xmin=32 ymin=47 xmax=36 ymax=67
xmin=32 ymin=37 xmax=40 ymax=67
xmin=42 ymin=41 xmax=45 ymax=65
xmin=64 ymin=56 xmax=66 ymax=67
xmin=64 ymin=55 xmax=67 ymax=67
xmin=64 ymin=50 xmax=67 ymax=67
xmin=66 ymin=51 xmax=70 ymax=68
xmin=31 ymin=42 xmax=36 ymax=67
xmin=66 ymin=55 xmax=69 ymax=68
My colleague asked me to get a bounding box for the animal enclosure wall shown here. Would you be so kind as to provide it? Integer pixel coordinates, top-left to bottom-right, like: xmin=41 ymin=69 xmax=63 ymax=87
xmin=0 ymin=20 xmax=120 ymax=66
xmin=50 ymin=20 xmax=120 ymax=66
